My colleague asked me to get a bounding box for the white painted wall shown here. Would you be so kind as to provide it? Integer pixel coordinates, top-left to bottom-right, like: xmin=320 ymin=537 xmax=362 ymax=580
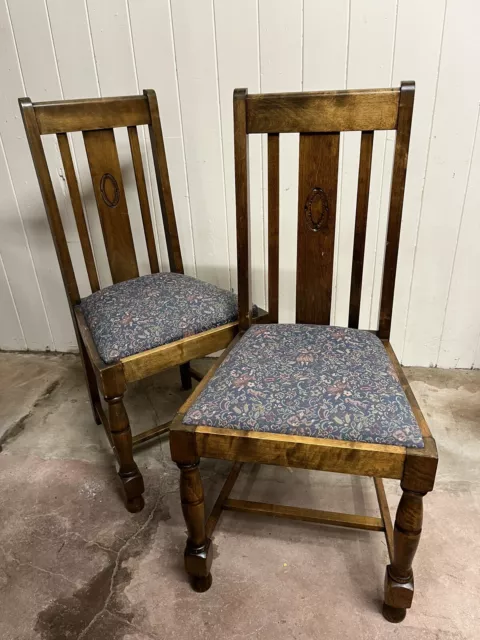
xmin=0 ymin=0 xmax=479 ymax=367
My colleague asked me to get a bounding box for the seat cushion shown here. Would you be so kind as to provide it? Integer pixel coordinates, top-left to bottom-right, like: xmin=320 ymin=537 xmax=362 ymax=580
xmin=183 ymin=324 xmax=424 ymax=448
xmin=79 ymin=272 xmax=242 ymax=364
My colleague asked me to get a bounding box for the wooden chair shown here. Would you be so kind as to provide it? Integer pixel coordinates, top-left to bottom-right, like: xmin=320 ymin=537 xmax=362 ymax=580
xmin=20 ymin=91 xmax=247 ymax=513
xmin=170 ymin=82 xmax=438 ymax=622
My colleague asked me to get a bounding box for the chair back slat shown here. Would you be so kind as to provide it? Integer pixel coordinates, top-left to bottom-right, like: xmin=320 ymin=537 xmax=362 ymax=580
xmin=83 ymin=128 xmax=139 ymax=284
xmin=127 ymin=125 xmax=160 ymax=274
xmin=378 ymin=82 xmax=415 ymax=339
xmin=349 ymin=130 xmax=374 ymax=329
xmin=296 ymin=133 xmax=340 ymax=324
xmin=267 ymin=133 xmax=280 ymax=324
xmin=235 ymin=82 xmax=415 ymax=339
xmin=144 ymin=90 xmax=183 ymax=274
xmin=57 ymin=132 xmax=100 ymax=292
xmin=246 ymin=88 xmax=400 ymax=134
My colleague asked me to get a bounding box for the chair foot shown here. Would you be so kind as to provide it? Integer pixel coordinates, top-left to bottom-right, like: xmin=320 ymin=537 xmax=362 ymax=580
xmin=382 ymin=603 xmax=406 ymax=623
xmin=191 ymin=573 xmax=212 ymax=593
xmin=126 ymin=495 xmax=145 ymax=513
xmin=120 ymin=467 xmax=145 ymax=513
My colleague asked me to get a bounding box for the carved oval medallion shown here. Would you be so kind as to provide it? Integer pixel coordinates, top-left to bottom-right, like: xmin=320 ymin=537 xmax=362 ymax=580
xmin=304 ymin=187 xmax=328 ymax=232
xmin=100 ymin=173 xmax=120 ymax=208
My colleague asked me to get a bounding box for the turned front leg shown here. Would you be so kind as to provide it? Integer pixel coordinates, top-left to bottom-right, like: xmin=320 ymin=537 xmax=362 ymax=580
xmin=105 ymin=394 xmax=145 ymax=513
xmin=178 ymin=461 xmax=213 ymax=592
xmin=383 ymin=489 xmax=424 ymax=622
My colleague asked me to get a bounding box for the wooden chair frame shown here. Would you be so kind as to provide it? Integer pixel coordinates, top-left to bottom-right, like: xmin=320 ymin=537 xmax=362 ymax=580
xmin=20 ymin=91 xmax=242 ymax=512
xmin=170 ymin=83 xmax=438 ymax=622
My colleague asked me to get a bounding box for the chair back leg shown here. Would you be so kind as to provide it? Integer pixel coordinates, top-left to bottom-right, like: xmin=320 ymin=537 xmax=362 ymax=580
xmin=180 ymin=362 xmax=193 ymax=391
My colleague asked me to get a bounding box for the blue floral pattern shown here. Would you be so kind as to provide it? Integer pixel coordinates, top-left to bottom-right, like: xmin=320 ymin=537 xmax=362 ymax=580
xmin=184 ymin=324 xmax=424 ymax=448
xmin=79 ymin=272 xmax=243 ymax=364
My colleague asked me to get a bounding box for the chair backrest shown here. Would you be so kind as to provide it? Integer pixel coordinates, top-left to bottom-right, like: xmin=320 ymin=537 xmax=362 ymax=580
xmin=19 ymin=90 xmax=183 ymax=306
xmin=233 ymin=82 xmax=415 ymax=340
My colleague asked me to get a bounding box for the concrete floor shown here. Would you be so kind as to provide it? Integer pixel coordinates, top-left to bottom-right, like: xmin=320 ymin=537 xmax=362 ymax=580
xmin=0 ymin=353 xmax=479 ymax=640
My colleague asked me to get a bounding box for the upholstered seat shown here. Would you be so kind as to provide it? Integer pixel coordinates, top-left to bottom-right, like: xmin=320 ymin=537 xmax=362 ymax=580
xmin=183 ymin=324 xmax=423 ymax=448
xmin=79 ymin=272 xmax=243 ymax=364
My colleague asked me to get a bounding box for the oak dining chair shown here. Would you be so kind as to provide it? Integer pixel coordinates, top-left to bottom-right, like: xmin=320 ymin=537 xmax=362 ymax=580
xmin=170 ymin=82 xmax=438 ymax=622
xmin=20 ymin=90 xmax=255 ymax=512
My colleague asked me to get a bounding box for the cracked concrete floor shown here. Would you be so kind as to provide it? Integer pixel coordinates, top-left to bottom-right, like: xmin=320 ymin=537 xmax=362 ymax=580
xmin=0 ymin=352 xmax=479 ymax=640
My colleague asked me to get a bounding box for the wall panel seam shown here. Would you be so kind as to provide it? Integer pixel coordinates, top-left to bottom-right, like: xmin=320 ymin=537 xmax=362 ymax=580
xmin=0 ymin=242 xmax=26 ymax=349
xmin=43 ymin=0 xmax=65 ymax=97
xmin=83 ymin=0 xmax=101 ymax=95
xmin=0 ymin=133 xmax=53 ymax=348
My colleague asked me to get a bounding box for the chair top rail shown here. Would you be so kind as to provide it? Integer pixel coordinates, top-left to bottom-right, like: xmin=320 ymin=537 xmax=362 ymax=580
xmin=33 ymin=95 xmax=151 ymax=134
xmin=246 ymin=87 xmax=401 ymax=133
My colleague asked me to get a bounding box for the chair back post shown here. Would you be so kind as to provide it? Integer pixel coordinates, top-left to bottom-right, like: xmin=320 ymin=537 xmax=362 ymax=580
xmin=233 ymin=88 xmax=252 ymax=332
xmin=378 ymin=81 xmax=415 ymax=339
xmin=19 ymin=97 xmax=81 ymax=305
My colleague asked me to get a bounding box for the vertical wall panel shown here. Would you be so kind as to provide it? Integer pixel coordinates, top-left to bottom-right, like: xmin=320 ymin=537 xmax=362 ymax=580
xmin=403 ymin=0 xmax=480 ymax=366
xmin=388 ymin=0 xmax=446 ymax=360
xmin=259 ymin=0 xmax=303 ymax=323
xmin=437 ymin=111 xmax=480 ymax=368
xmin=0 ymin=129 xmax=48 ymax=349
xmin=1 ymin=0 xmax=480 ymax=366
xmin=0 ymin=0 xmax=58 ymax=350
xmin=7 ymin=0 xmax=91 ymax=350
xmin=169 ymin=0 xmax=230 ymax=290
xmin=214 ymin=0 xmax=264 ymax=306
xmin=127 ymin=0 xmax=196 ymax=277
xmin=347 ymin=0 xmax=398 ymax=331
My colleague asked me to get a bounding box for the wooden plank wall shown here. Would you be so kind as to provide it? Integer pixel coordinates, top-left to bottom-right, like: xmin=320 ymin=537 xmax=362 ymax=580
xmin=0 ymin=0 xmax=478 ymax=367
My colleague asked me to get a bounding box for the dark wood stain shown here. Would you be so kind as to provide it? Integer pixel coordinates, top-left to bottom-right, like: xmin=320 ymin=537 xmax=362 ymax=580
xmin=83 ymin=128 xmax=139 ymax=284
xmin=19 ymin=91 xmax=242 ymax=512
xmin=296 ymin=132 xmax=339 ymax=325
xmin=169 ymin=82 xmax=438 ymax=625
xmin=349 ymin=130 xmax=374 ymax=329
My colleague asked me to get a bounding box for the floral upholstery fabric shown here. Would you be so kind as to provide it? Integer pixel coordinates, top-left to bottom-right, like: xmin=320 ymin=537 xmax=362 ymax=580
xmin=183 ymin=324 xmax=424 ymax=448
xmin=79 ymin=272 xmax=243 ymax=364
